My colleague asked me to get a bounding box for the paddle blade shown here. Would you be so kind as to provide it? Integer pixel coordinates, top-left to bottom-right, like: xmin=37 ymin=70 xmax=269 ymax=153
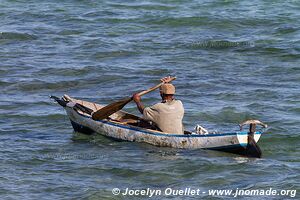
xmin=92 ymin=97 xmax=132 ymax=120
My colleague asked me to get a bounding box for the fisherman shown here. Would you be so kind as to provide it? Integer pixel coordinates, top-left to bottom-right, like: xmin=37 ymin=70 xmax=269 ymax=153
xmin=132 ymin=76 xmax=184 ymax=134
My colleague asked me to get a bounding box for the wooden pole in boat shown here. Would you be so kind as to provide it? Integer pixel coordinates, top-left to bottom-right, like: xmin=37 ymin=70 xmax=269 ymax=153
xmin=239 ymin=120 xmax=267 ymax=157
xmin=246 ymin=123 xmax=262 ymax=158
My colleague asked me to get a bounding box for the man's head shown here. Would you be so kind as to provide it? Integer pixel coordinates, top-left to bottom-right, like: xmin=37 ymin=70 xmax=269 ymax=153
xmin=160 ymin=83 xmax=175 ymax=100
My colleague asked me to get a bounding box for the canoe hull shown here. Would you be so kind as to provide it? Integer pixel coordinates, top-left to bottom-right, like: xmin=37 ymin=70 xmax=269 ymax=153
xmin=65 ymin=107 xmax=262 ymax=156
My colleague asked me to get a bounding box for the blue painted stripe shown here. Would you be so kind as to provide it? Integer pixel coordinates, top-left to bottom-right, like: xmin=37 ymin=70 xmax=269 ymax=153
xmin=72 ymin=118 xmax=247 ymax=150
xmin=72 ymin=109 xmax=262 ymax=138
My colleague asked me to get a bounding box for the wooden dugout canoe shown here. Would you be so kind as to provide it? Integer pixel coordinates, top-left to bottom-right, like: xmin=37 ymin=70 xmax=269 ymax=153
xmin=51 ymin=95 xmax=267 ymax=158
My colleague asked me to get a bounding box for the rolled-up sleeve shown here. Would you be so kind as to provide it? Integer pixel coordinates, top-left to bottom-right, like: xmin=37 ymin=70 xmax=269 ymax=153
xmin=143 ymin=106 xmax=158 ymax=122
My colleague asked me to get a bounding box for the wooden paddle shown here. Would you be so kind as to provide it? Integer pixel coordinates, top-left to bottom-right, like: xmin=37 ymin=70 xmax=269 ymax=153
xmin=92 ymin=77 xmax=176 ymax=120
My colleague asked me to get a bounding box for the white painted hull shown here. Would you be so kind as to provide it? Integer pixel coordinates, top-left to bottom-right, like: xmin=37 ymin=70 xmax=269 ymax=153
xmin=65 ymin=106 xmax=262 ymax=151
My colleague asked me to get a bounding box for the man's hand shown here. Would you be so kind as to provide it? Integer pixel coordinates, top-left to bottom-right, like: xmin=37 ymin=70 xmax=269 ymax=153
xmin=160 ymin=76 xmax=174 ymax=83
xmin=132 ymin=93 xmax=144 ymax=114
xmin=132 ymin=93 xmax=141 ymax=103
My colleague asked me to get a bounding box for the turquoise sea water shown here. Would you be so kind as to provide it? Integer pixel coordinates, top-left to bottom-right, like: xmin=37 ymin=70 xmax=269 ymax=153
xmin=0 ymin=0 xmax=299 ymax=199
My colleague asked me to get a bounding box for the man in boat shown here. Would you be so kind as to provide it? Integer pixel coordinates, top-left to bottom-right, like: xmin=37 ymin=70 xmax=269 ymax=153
xmin=132 ymin=77 xmax=184 ymax=134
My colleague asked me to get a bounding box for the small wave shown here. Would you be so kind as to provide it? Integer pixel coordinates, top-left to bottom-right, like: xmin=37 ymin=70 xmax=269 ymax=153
xmin=144 ymin=16 xmax=210 ymax=27
xmin=275 ymin=25 xmax=299 ymax=35
xmin=92 ymin=51 xmax=139 ymax=59
xmin=0 ymin=80 xmax=11 ymax=87
xmin=280 ymin=53 xmax=300 ymax=60
xmin=138 ymin=69 xmax=172 ymax=76
xmin=12 ymin=80 xmax=80 ymax=91
xmin=2 ymin=113 xmax=65 ymax=120
xmin=238 ymin=17 xmax=279 ymax=27
xmin=288 ymin=107 xmax=300 ymax=114
xmin=237 ymin=89 xmax=280 ymax=100
xmin=57 ymin=30 xmax=84 ymax=36
xmin=36 ymin=66 xmax=97 ymax=77
xmin=215 ymin=92 xmax=240 ymax=100
xmin=263 ymin=47 xmax=287 ymax=54
xmin=0 ymin=69 xmax=9 ymax=76
xmin=108 ymin=3 xmax=176 ymax=11
xmin=63 ymin=17 xmax=93 ymax=24
xmin=8 ymin=74 xmax=127 ymax=92
xmin=194 ymin=107 xmax=258 ymax=124
xmin=190 ymin=40 xmax=253 ymax=49
xmin=0 ymin=32 xmax=37 ymax=41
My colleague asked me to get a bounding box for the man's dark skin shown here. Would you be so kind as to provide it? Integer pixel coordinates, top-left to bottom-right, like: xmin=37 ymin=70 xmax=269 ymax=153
xmin=132 ymin=76 xmax=175 ymax=114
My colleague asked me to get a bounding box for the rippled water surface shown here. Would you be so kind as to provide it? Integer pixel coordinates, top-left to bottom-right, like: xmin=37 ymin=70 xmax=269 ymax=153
xmin=0 ymin=0 xmax=299 ymax=199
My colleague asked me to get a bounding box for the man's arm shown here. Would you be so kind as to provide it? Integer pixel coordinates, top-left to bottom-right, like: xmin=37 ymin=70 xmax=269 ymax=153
xmin=133 ymin=93 xmax=145 ymax=114
xmin=132 ymin=76 xmax=173 ymax=114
